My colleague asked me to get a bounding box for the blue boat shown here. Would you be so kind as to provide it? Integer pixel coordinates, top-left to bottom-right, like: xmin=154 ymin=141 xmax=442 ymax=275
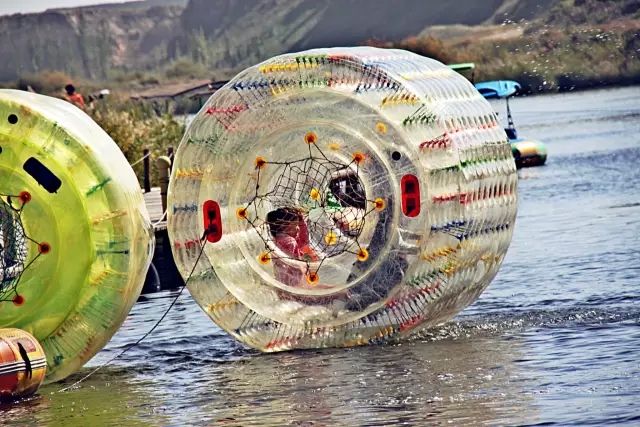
xmin=448 ymin=64 xmax=548 ymax=169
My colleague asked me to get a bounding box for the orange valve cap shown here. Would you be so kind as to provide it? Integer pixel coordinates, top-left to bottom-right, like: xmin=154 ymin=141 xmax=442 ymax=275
xmin=356 ymin=248 xmax=369 ymax=262
xmin=254 ymin=156 xmax=267 ymax=169
xmin=304 ymin=132 xmax=317 ymax=144
xmin=236 ymin=207 xmax=248 ymax=219
xmin=307 ymin=272 xmax=319 ymax=285
xmin=258 ymin=253 xmax=271 ymax=265
xmin=353 ymin=152 xmax=365 ymax=164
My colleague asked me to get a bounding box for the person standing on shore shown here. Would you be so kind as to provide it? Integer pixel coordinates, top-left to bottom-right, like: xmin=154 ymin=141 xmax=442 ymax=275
xmin=64 ymin=84 xmax=85 ymax=109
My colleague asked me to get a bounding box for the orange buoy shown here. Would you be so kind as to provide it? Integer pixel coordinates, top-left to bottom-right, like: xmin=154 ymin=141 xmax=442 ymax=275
xmin=0 ymin=328 xmax=47 ymax=401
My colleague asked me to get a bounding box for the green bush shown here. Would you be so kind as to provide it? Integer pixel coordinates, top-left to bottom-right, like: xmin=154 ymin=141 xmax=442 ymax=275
xmin=109 ymin=70 xmax=162 ymax=87
xmin=87 ymin=98 xmax=187 ymax=186
xmin=164 ymin=58 xmax=209 ymax=79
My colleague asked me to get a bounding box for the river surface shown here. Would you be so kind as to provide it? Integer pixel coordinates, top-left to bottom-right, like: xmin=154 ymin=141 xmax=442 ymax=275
xmin=3 ymin=86 xmax=640 ymax=426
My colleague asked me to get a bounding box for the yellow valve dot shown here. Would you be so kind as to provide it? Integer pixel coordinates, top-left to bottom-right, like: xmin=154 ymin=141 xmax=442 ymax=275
xmin=325 ymin=232 xmax=337 ymax=245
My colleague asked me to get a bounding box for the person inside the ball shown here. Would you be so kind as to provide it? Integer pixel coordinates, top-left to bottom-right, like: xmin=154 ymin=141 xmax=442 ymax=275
xmin=267 ymin=207 xmax=309 ymax=286
xmin=267 ymin=207 xmax=351 ymax=312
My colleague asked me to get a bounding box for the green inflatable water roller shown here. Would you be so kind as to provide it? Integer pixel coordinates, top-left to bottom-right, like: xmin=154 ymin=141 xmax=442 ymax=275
xmin=0 ymin=90 xmax=154 ymax=383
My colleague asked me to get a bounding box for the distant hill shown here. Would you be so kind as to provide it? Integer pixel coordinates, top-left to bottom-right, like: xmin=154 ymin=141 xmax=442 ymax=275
xmin=44 ymin=0 xmax=189 ymax=12
xmin=172 ymin=0 xmax=565 ymax=70
xmin=0 ymin=0 xmax=636 ymax=83
xmin=0 ymin=2 xmax=185 ymax=82
xmin=542 ymin=0 xmax=640 ymax=25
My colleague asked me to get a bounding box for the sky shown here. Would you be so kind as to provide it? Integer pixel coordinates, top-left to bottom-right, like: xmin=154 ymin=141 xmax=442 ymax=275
xmin=0 ymin=0 xmax=134 ymax=16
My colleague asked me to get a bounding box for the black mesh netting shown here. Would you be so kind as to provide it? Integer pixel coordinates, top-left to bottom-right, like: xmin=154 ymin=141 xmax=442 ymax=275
xmin=0 ymin=194 xmax=39 ymax=302
xmin=238 ymin=138 xmax=383 ymax=283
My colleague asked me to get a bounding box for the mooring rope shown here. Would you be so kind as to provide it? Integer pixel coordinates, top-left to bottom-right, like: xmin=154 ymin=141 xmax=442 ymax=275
xmin=152 ymin=209 xmax=168 ymax=227
xmin=58 ymin=236 xmax=208 ymax=393
xmin=129 ymin=151 xmax=151 ymax=167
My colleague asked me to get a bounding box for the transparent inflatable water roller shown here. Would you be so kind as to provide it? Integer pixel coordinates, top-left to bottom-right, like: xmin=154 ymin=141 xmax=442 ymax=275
xmin=168 ymin=47 xmax=518 ymax=351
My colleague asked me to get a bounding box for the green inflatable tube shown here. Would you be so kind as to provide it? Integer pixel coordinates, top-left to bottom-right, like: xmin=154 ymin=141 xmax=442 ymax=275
xmin=511 ymin=140 xmax=548 ymax=168
xmin=0 ymin=90 xmax=154 ymax=383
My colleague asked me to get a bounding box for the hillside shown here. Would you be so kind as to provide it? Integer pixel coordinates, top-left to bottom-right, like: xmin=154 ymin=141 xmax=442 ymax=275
xmin=44 ymin=0 xmax=188 ymax=12
xmin=0 ymin=0 xmax=637 ymax=94
xmin=171 ymin=0 xmax=566 ymax=70
xmin=0 ymin=0 xmax=565 ymax=83
xmin=0 ymin=1 xmax=185 ymax=82
xmin=542 ymin=0 xmax=640 ymax=25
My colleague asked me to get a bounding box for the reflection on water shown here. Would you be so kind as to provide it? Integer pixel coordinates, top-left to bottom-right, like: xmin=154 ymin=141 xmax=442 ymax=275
xmin=1 ymin=369 xmax=169 ymax=427
xmin=144 ymin=335 xmax=536 ymax=426
xmin=7 ymin=323 xmax=538 ymax=427
xmin=2 ymin=87 xmax=640 ymax=426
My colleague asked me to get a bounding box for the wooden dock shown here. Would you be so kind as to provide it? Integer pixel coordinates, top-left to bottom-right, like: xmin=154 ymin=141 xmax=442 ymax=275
xmin=142 ymin=187 xmax=183 ymax=293
xmin=143 ymin=187 xmax=166 ymax=229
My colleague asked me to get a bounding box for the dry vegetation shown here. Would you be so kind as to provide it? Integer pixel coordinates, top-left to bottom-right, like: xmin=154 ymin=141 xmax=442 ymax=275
xmin=365 ymin=21 xmax=640 ymax=93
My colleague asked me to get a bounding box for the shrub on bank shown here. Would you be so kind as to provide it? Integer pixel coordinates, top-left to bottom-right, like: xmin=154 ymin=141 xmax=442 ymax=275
xmin=365 ymin=25 xmax=640 ymax=94
xmin=165 ymin=58 xmax=210 ymax=79
xmin=87 ymin=98 xmax=186 ymax=186
xmin=16 ymin=71 xmax=75 ymax=95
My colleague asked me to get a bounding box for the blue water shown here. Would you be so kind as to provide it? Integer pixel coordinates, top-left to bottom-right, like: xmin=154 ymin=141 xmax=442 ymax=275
xmin=2 ymin=86 xmax=640 ymax=426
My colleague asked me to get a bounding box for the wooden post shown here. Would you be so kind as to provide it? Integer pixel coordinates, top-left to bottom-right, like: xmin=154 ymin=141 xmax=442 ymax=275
xmin=143 ymin=148 xmax=151 ymax=193
xmin=156 ymin=156 xmax=172 ymax=214
xmin=167 ymin=147 xmax=174 ymax=174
